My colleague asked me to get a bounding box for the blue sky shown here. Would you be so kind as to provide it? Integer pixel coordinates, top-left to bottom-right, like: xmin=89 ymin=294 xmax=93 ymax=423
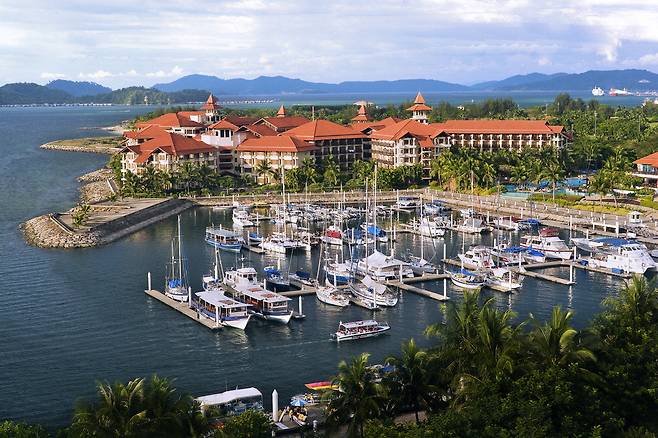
xmin=2 ymin=0 xmax=658 ymax=88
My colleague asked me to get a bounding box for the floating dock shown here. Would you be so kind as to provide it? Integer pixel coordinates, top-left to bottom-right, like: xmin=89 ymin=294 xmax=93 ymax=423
xmin=144 ymin=288 xmax=221 ymax=330
xmin=442 ymin=258 xmax=575 ymax=285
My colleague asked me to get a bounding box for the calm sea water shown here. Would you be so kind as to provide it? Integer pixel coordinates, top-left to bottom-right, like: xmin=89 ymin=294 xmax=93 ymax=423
xmin=0 ymin=103 xmax=630 ymax=428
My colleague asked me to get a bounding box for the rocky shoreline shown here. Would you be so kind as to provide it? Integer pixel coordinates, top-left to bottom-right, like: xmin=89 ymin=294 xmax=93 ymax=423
xmin=40 ymin=137 xmax=122 ymax=155
xmin=22 ymin=199 xmax=193 ymax=249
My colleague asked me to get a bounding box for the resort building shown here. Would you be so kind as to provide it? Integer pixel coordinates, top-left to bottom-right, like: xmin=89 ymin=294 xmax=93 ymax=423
xmin=632 ymin=152 xmax=658 ymax=187
xmin=351 ymin=104 xmax=370 ymax=123
xmin=282 ymin=120 xmax=367 ymax=169
xmin=433 ymin=119 xmax=570 ymax=151
xmin=119 ymin=131 xmax=219 ymax=177
xmin=370 ymin=119 xmax=450 ymax=177
xmin=236 ymin=136 xmax=317 ymax=184
xmin=135 ymin=112 xmax=205 ymax=137
xmin=406 ymin=92 xmax=432 ymax=124
xmin=200 ymin=94 xmax=222 ymax=123
xmin=254 ymin=106 xmax=309 ymax=133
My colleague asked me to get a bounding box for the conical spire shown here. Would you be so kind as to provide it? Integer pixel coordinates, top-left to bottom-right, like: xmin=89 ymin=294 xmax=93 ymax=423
xmin=277 ymin=105 xmax=286 ymax=117
xmin=351 ymin=104 xmax=370 ymax=122
xmin=414 ymin=92 xmax=426 ymax=104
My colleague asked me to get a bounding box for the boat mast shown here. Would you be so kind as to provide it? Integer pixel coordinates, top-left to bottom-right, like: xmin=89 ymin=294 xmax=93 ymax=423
xmin=420 ymin=194 xmax=424 ymax=262
xmin=177 ymin=215 xmax=182 ymax=281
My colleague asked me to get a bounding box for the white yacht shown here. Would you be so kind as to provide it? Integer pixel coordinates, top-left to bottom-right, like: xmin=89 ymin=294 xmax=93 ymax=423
xmin=352 ymin=250 xmax=414 ymax=281
xmin=454 ymin=217 xmax=490 ymax=234
xmin=448 ymin=269 xmax=485 ymax=290
xmin=349 ymin=275 xmax=398 ymax=307
xmin=458 ymin=246 xmax=495 ymax=270
xmin=316 ymin=285 xmax=350 ymax=307
xmin=232 ymin=208 xmax=254 ymax=228
xmin=396 ymin=196 xmax=419 ymax=209
xmin=520 ymin=228 xmax=572 ymax=260
xmin=490 ymin=243 xmax=525 ymax=265
xmin=223 ymin=265 xmax=259 ymax=288
xmin=164 ymin=216 xmax=189 ymax=302
xmin=419 ymin=218 xmax=445 ymax=238
xmin=572 ymin=237 xmax=656 ymax=274
xmin=321 ymin=225 xmax=344 ymax=246
xmin=485 ymin=268 xmax=523 ymax=293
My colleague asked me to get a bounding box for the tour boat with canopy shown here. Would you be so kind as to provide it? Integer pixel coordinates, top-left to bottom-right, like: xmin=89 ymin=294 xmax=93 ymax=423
xmin=193 ymin=290 xmax=252 ymax=330
xmin=205 ymin=226 xmax=244 ymax=252
xmin=333 ymin=320 xmax=391 ymax=342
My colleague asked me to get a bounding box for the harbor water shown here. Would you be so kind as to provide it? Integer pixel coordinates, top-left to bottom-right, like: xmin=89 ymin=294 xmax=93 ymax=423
xmin=0 ymin=105 xmax=630 ymax=428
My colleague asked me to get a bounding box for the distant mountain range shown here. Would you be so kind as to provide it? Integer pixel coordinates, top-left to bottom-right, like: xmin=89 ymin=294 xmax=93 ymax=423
xmin=2 ymin=69 xmax=658 ymax=105
xmin=0 ymin=83 xmax=210 ymax=105
xmin=46 ymin=80 xmax=112 ymax=97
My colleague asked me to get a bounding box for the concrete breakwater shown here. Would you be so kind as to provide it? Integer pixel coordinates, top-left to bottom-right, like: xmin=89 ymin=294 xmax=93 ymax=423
xmin=22 ymin=199 xmax=193 ymax=248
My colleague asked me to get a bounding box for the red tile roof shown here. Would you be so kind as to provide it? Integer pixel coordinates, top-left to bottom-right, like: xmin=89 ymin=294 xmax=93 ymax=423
xmin=178 ymin=111 xmax=205 ymax=117
xmin=257 ymin=116 xmax=310 ymax=130
xmin=129 ymin=132 xmax=216 ymax=164
xmin=201 ymin=94 xmax=222 ymax=110
xmin=634 ymin=151 xmax=658 ymax=166
xmin=223 ymin=115 xmax=260 ymax=127
xmin=136 ymin=112 xmax=204 ymax=129
xmin=434 ymin=119 xmax=566 ymax=135
xmin=277 ymin=105 xmax=286 ymax=117
xmin=351 ymin=104 xmax=370 ymax=122
xmin=208 ymin=120 xmax=239 ymax=131
xmin=282 ymin=119 xmax=366 ymax=141
xmin=237 ymin=136 xmax=317 ymax=153
xmin=351 ymin=117 xmax=402 ymax=133
xmin=239 ymin=124 xmax=277 ymax=137
xmin=370 ymin=119 xmax=435 ymax=141
xmin=123 ymin=125 xmax=169 ymax=140
xmin=406 ymin=92 xmax=432 ymax=112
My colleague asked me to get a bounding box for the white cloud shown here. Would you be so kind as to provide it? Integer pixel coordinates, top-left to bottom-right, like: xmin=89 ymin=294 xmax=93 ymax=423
xmin=145 ymin=65 xmax=184 ymax=78
xmin=78 ymin=70 xmax=113 ymax=79
xmin=40 ymin=72 xmax=67 ymax=79
xmin=639 ymin=53 xmax=658 ymax=65
xmin=538 ymin=56 xmax=551 ymax=66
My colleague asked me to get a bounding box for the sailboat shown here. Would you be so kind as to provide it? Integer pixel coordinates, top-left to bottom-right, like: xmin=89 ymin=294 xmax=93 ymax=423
xmin=316 ymin=245 xmax=350 ymax=307
xmin=408 ymin=196 xmax=438 ymax=275
xmin=164 ymin=215 xmax=189 ymax=302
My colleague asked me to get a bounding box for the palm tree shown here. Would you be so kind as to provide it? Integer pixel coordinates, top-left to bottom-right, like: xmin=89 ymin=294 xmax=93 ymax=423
xmin=472 ymin=302 xmax=519 ymax=382
xmin=385 ymin=339 xmax=429 ymax=423
xmin=178 ymin=161 xmax=199 ymax=195
xmin=529 ymin=307 xmax=596 ymax=367
xmin=71 ymin=378 xmax=148 ymax=437
xmin=545 ymin=158 xmax=566 ymax=201
xmin=254 ymin=159 xmax=273 ymax=185
xmin=196 ymin=164 xmax=214 ymax=191
xmin=604 ymin=275 xmax=658 ymax=325
xmin=323 ymin=155 xmax=340 ymax=188
xmin=299 ymin=157 xmax=317 ymax=185
xmin=327 ymin=353 xmax=382 ymax=437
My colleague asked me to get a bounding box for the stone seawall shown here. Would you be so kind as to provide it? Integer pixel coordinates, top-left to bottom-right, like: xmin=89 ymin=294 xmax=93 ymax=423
xmin=22 ymin=199 xmax=193 ymax=249
xmin=40 ymin=139 xmax=121 ymax=155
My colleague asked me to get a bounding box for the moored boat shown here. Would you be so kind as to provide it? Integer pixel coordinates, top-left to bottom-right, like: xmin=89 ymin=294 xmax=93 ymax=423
xmin=205 ymin=226 xmax=244 ymax=252
xmin=448 ymin=269 xmax=485 ymax=290
xmin=232 ymin=208 xmax=254 ymax=228
xmin=193 ymin=290 xmax=252 ymax=330
xmin=316 ymin=285 xmax=350 ymax=307
xmin=520 ymin=228 xmax=571 ymax=260
xmin=164 ymin=216 xmax=189 ymax=302
xmin=485 ymin=268 xmax=523 ymax=293
xmin=226 ymin=281 xmax=293 ymax=324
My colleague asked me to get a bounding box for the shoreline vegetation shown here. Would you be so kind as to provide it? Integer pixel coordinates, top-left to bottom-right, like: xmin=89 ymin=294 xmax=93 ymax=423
xmin=4 ymin=276 xmax=658 ymax=437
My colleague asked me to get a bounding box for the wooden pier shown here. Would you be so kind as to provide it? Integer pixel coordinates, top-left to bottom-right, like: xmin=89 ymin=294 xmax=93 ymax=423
xmin=387 ymin=273 xmax=450 ymax=301
xmin=144 ymin=288 xmax=221 ymax=330
xmin=443 ymin=258 xmax=575 ymax=285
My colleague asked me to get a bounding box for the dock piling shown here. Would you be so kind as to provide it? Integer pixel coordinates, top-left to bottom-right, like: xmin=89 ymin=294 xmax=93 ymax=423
xmin=443 ymin=278 xmax=447 ymax=298
xmin=147 ymin=272 xmax=151 ymax=291
xmin=298 ymin=296 xmax=303 ymax=315
xmin=188 ymin=287 xmax=192 ymax=308
xmin=272 ymin=390 xmax=278 ymax=424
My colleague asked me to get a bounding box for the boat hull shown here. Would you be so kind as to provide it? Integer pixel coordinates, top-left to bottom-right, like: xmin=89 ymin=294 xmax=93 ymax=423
xmin=335 ymin=326 xmax=390 ymax=342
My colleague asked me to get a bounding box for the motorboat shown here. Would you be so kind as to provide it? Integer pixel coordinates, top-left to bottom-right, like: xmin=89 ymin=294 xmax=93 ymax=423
xmin=333 ymin=320 xmax=391 ymax=342
xmin=573 ymin=237 xmax=656 ymax=274
xmin=321 ymin=226 xmax=344 ymax=246
xmin=248 ymin=232 xmax=263 ymax=245
xmin=524 ymin=248 xmax=546 ymax=264
xmin=423 ymin=200 xmax=451 ymax=215
xmin=325 ymin=257 xmax=354 ymax=286
xmin=490 ymin=244 xmax=525 ymax=265
xmin=290 ymin=270 xmax=319 ymax=288
xmin=164 ymin=216 xmax=189 ymax=302
xmin=448 ymin=269 xmax=485 ymax=290
xmin=492 ymin=216 xmax=529 ymax=232
xmin=362 ymin=223 xmax=388 ymax=242
xmin=232 ymin=208 xmax=254 ymax=228
xmin=316 ymin=285 xmax=350 ymax=307
xmin=223 ymin=265 xmax=259 ymax=288
xmin=264 ymin=265 xmax=292 ymax=292
xmin=485 ymin=268 xmax=523 ymax=293
xmin=520 ymin=228 xmax=572 ymax=260
xmin=418 ymin=218 xmax=445 ymax=238
xmin=396 ymin=196 xmax=419 ymax=209
xmin=192 ymin=290 xmax=252 ymax=330
xmin=458 ymin=246 xmax=495 ymax=270
xmin=454 ymin=217 xmax=491 ymax=234
xmin=205 ymin=226 xmax=244 ymax=252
